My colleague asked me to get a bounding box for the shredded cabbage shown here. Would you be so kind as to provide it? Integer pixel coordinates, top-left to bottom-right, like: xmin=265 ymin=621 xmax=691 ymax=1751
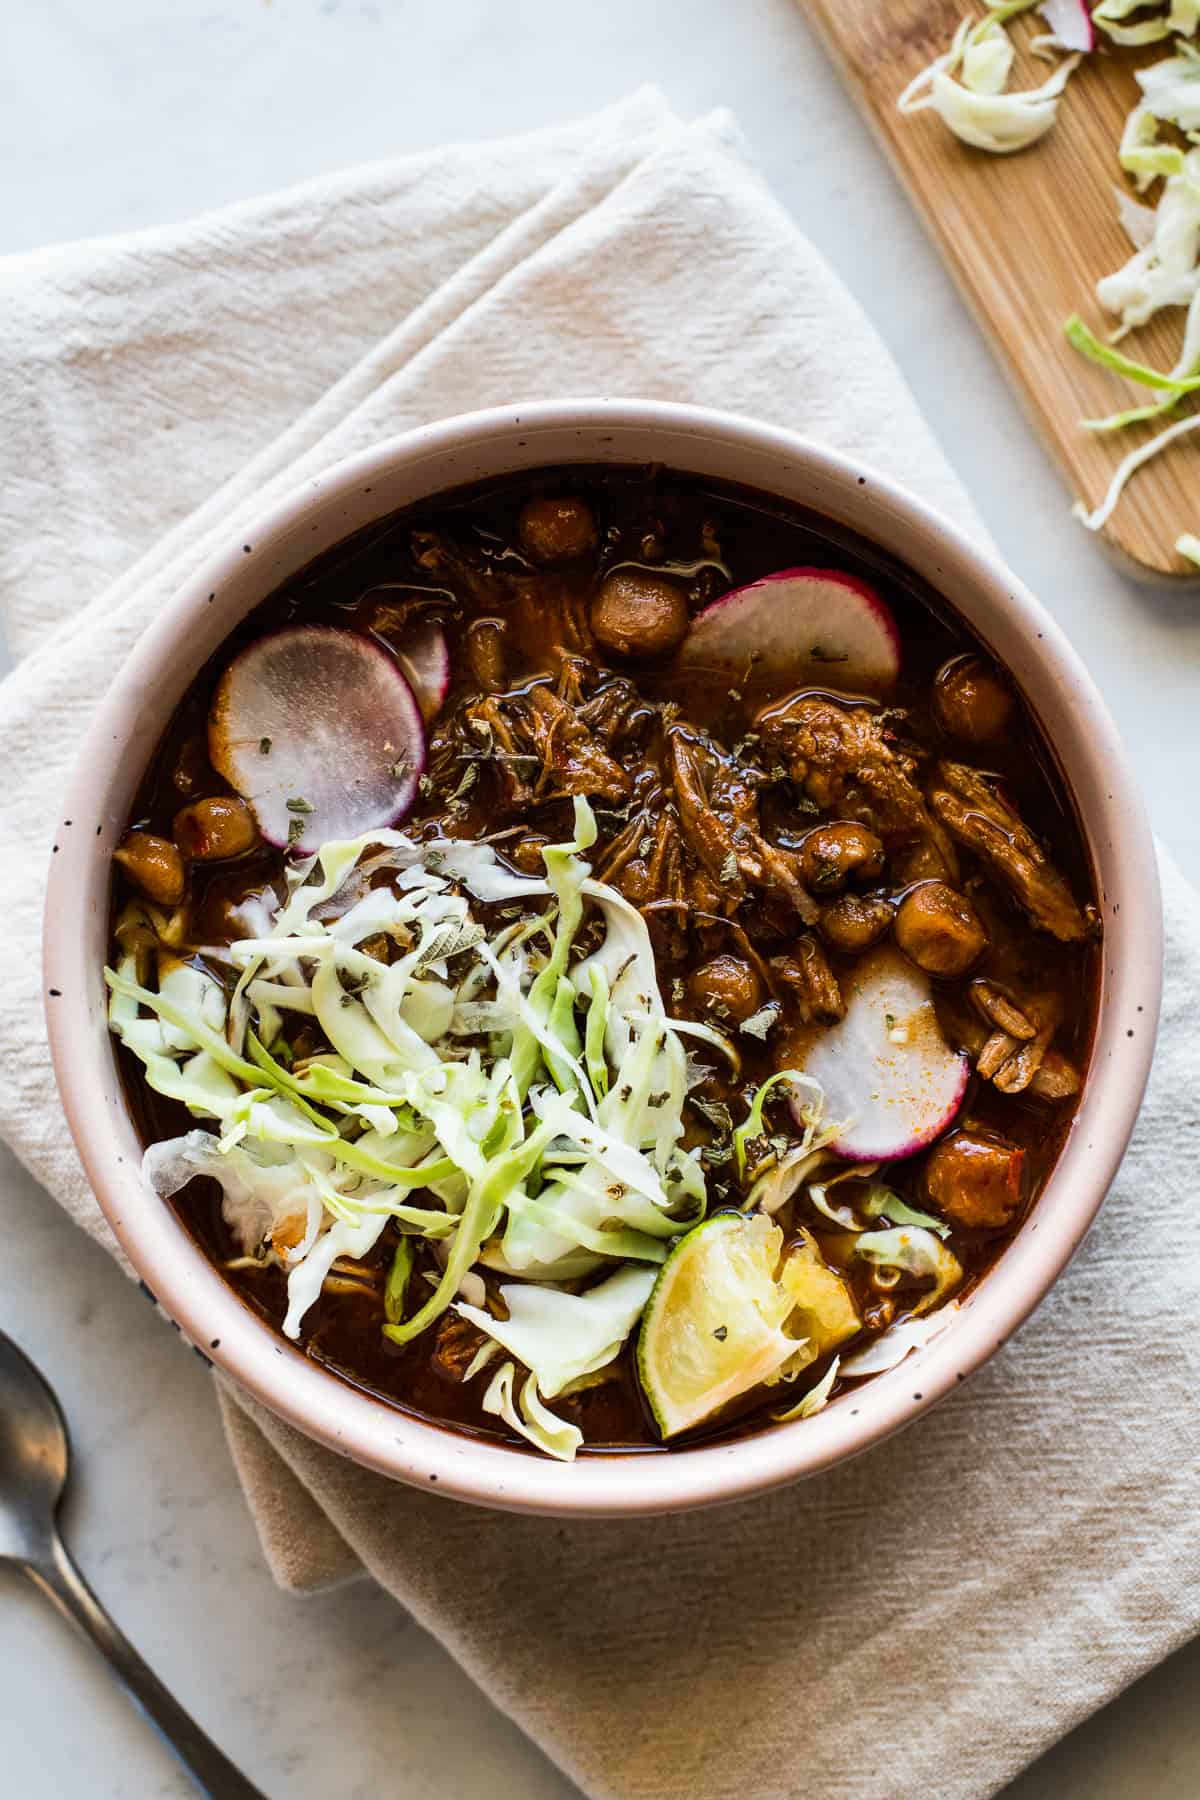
xmin=481 ymin=1361 xmax=582 ymax=1462
xmin=860 ymin=1189 xmax=953 ymax=1239
xmin=898 ymin=5 xmax=1081 ymax=155
xmin=805 ymin=1177 xmax=863 ymax=1231
xmin=456 ymin=1263 xmax=657 ymax=1398
xmin=749 ymin=1144 xmax=838 ymax=1218
xmin=964 ymin=20 xmax=1018 ymax=93
xmin=1095 ymin=0 xmax=1193 ymax=45
xmin=1120 ymin=104 xmax=1186 ymax=190
xmin=1074 ymin=66 xmax=1200 ymax=521
xmin=896 ymin=12 xmax=1200 ymax=541
xmin=772 ymin=1354 xmax=841 ymax=1423
xmin=1074 ymin=409 xmax=1200 ymax=529
xmin=840 ymin=1303 xmax=962 ymax=1378
xmin=854 ymin=1227 xmax=964 ymax=1316
xmin=1065 ymin=312 xmax=1200 ymax=391
xmin=107 ymin=797 xmax=734 ymax=1449
xmin=384 ymin=1238 xmax=415 ymax=1324
xmin=1115 ymin=184 xmax=1158 ymax=252
xmin=143 ymin=1130 xmax=315 ymax=1258
xmin=1065 ymin=314 xmax=1200 ymax=429
xmin=803 ymin=1177 xmax=953 ymax=1240
xmin=733 ymin=1068 xmax=825 ymax=1183
xmin=1095 ymin=148 xmax=1200 ymax=340
xmin=923 ymin=54 xmax=1079 ymax=152
xmin=1136 ymin=37 xmax=1200 ymax=129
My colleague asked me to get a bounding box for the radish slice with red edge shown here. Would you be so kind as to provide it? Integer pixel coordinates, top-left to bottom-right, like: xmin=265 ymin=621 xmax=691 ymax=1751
xmin=679 ymin=567 xmax=900 ymax=694
xmin=392 ymin=619 xmax=449 ymax=723
xmin=209 ymin=625 xmax=424 ymax=854
xmin=795 ymin=946 xmax=968 ymax=1161
xmin=1038 ymin=0 xmax=1093 ymax=52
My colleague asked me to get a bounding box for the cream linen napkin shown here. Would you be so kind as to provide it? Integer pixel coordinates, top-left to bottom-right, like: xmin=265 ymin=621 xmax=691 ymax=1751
xmin=1 ymin=90 xmax=1196 ymax=1800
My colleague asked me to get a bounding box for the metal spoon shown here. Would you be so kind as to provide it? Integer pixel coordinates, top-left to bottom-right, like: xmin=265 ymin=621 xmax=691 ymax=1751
xmin=0 ymin=1328 xmax=266 ymax=1798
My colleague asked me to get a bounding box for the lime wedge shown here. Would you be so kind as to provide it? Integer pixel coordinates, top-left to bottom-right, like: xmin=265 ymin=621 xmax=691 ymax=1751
xmin=780 ymin=1228 xmax=862 ymax=1350
xmin=637 ymin=1213 xmax=801 ymax=1438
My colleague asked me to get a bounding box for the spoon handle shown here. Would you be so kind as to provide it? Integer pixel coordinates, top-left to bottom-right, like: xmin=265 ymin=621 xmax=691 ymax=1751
xmin=27 ymin=1529 xmax=266 ymax=1798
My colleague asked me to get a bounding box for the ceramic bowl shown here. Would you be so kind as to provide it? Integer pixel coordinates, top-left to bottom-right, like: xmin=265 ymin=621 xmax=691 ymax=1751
xmin=43 ymin=400 xmax=1162 ymax=1515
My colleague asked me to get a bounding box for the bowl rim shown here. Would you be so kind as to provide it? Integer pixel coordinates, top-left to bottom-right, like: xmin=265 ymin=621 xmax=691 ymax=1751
xmin=43 ymin=398 xmax=1162 ymax=1517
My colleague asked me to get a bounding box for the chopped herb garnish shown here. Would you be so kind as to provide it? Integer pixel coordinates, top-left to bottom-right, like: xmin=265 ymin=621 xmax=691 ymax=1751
xmin=712 ymin=1325 xmax=728 ymax=1343
xmin=383 ymin=1239 xmax=414 ymax=1327
xmin=700 ymin=1142 xmax=732 ymax=1169
xmin=719 ymin=851 xmax=738 ymax=884
xmin=451 ymin=763 xmax=479 ymax=801
xmin=286 ymin=796 xmax=314 ymax=815
xmin=739 ymin=1002 xmax=781 ymax=1041
xmin=689 ymin=1097 xmax=734 ymax=1137
xmin=418 ymin=773 xmax=435 ymax=799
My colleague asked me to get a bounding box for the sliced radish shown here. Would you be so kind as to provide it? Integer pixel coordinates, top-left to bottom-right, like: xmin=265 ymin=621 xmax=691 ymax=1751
xmin=209 ymin=625 xmax=424 ymax=854
xmin=392 ymin=619 xmax=449 ymax=723
xmin=1037 ymin=0 xmax=1093 ymax=52
xmin=679 ymin=568 xmax=900 ymax=694
xmin=795 ymin=946 xmax=967 ymax=1162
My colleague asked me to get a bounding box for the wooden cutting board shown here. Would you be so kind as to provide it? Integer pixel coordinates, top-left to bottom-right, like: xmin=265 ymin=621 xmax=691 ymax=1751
xmin=804 ymin=0 xmax=1200 ymax=580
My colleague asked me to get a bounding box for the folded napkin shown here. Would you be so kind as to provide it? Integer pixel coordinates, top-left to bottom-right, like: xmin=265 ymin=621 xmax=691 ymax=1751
xmin=1 ymin=89 xmax=1196 ymax=1800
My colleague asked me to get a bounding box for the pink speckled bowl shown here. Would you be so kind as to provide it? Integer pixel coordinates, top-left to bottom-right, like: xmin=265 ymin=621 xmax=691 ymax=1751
xmin=43 ymin=402 xmax=1162 ymax=1516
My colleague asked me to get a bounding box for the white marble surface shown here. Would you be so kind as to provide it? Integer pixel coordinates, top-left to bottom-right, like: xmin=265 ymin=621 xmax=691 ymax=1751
xmin=2 ymin=1 xmax=1198 ymax=1795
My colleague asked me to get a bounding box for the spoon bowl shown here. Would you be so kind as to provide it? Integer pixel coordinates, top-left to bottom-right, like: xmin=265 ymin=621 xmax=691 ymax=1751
xmin=0 ymin=1328 xmax=264 ymax=1796
xmin=0 ymin=1331 xmax=69 ymax=1562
